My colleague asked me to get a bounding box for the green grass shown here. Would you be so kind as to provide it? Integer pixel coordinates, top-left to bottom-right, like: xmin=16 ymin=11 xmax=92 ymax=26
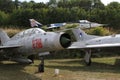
xmin=0 ymin=57 xmax=120 ymax=80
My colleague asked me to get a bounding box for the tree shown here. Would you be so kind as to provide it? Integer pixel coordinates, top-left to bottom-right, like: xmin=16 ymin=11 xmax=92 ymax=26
xmin=14 ymin=0 xmax=19 ymax=9
xmin=0 ymin=11 xmax=9 ymax=26
xmin=49 ymin=0 xmax=56 ymax=4
xmin=0 ymin=0 xmax=15 ymax=13
xmin=57 ymin=0 xmax=105 ymax=10
xmin=105 ymin=2 xmax=120 ymax=28
xmin=32 ymin=2 xmax=49 ymax=9
xmin=10 ymin=9 xmax=34 ymax=27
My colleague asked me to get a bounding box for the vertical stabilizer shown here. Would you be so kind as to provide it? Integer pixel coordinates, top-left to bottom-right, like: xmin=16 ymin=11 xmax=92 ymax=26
xmin=72 ymin=28 xmax=88 ymax=41
xmin=0 ymin=29 xmax=10 ymax=45
xmin=29 ymin=19 xmax=42 ymax=27
xmin=72 ymin=28 xmax=99 ymax=41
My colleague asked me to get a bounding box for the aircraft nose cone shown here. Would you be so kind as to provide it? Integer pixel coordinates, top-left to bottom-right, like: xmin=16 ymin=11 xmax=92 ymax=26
xmin=60 ymin=34 xmax=71 ymax=48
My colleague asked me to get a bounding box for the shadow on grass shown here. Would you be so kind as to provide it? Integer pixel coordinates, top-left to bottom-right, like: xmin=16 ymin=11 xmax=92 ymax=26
xmin=0 ymin=62 xmax=41 ymax=80
xmin=45 ymin=59 xmax=120 ymax=74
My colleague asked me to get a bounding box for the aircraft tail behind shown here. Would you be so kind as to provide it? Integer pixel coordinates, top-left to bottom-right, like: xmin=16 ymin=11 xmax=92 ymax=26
xmin=72 ymin=28 xmax=99 ymax=41
xmin=0 ymin=29 xmax=10 ymax=45
xmin=29 ymin=19 xmax=42 ymax=27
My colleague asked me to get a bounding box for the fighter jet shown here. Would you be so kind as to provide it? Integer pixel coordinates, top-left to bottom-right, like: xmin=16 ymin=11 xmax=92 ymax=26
xmin=30 ymin=19 xmax=105 ymax=30
xmin=79 ymin=20 xmax=106 ymax=29
xmin=47 ymin=23 xmax=66 ymax=29
xmin=29 ymin=19 xmax=66 ymax=29
xmin=0 ymin=28 xmax=71 ymax=65
xmin=69 ymin=28 xmax=120 ymax=65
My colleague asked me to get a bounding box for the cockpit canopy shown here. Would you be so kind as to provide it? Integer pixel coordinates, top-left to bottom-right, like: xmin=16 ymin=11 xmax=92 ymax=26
xmin=11 ymin=28 xmax=45 ymax=39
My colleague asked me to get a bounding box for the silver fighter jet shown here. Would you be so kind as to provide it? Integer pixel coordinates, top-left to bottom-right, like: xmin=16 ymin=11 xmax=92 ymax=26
xmin=0 ymin=28 xmax=71 ymax=65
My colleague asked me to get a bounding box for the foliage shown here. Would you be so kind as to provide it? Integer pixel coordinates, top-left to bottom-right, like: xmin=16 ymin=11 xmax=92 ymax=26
xmin=9 ymin=9 xmax=34 ymax=27
xmin=0 ymin=0 xmax=15 ymax=13
xmin=0 ymin=0 xmax=120 ymax=29
xmin=105 ymin=2 xmax=120 ymax=29
xmin=0 ymin=11 xmax=9 ymax=26
xmin=66 ymin=24 xmax=78 ymax=29
xmin=57 ymin=0 xmax=104 ymax=10
xmin=86 ymin=27 xmax=110 ymax=36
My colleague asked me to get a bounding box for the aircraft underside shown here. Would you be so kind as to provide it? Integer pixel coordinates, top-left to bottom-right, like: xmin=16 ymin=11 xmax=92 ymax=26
xmin=0 ymin=49 xmax=33 ymax=63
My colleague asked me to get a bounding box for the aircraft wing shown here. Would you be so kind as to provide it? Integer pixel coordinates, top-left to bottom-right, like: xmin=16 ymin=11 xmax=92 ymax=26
xmin=0 ymin=45 xmax=22 ymax=49
xmin=86 ymin=43 xmax=120 ymax=48
xmin=69 ymin=42 xmax=120 ymax=49
xmin=68 ymin=42 xmax=85 ymax=49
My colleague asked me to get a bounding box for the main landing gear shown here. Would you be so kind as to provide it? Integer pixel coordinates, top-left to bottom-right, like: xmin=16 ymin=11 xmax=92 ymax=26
xmin=38 ymin=56 xmax=44 ymax=73
xmin=84 ymin=50 xmax=92 ymax=66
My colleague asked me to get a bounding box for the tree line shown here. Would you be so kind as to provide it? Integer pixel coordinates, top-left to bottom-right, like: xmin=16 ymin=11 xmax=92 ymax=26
xmin=0 ymin=0 xmax=120 ymax=29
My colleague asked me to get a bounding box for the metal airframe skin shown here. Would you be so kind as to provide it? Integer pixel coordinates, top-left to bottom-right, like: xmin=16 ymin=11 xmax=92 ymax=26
xmin=0 ymin=28 xmax=71 ymax=63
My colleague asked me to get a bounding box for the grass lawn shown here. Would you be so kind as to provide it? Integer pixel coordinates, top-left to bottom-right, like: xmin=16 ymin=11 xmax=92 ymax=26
xmin=0 ymin=57 xmax=120 ymax=80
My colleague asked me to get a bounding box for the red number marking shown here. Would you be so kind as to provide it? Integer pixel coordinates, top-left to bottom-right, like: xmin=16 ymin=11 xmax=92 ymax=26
xmin=32 ymin=39 xmax=42 ymax=49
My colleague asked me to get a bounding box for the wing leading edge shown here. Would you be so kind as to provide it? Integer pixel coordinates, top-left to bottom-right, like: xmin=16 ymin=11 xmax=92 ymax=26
xmin=0 ymin=45 xmax=22 ymax=49
xmin=69 ymin=42 xmax=120 ymax=49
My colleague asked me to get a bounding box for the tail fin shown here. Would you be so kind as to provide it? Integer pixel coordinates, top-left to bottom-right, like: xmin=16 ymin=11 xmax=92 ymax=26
xmin=29 ymin=19 xmax=42 ymax=27
xmin=72 ymin=28 xmax=99 ymax=41
xmin=0 ymin=29 xmax=10 ymax=45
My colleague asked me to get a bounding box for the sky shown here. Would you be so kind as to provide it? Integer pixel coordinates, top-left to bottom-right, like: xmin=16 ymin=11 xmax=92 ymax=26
xmin=16 ymin=0 xmax=120 ymax=5
xmin=101 ymin=0 xmax=120 ymax=5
